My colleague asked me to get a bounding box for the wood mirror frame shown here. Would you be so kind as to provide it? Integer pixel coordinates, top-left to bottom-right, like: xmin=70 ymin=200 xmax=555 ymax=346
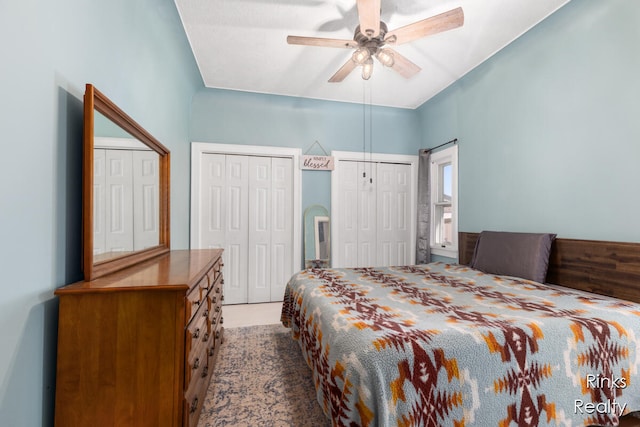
xmin=83 ymin=84 xmax=170 ymax=280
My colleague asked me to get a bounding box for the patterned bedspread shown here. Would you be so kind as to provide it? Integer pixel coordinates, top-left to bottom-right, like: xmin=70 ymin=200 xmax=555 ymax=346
xmin=280 ymin=263 xmax=640 ymax=427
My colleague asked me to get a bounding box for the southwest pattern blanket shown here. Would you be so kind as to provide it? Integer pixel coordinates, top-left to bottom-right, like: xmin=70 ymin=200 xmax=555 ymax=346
xmin=280 ymin=263 xmax=640 ymax=426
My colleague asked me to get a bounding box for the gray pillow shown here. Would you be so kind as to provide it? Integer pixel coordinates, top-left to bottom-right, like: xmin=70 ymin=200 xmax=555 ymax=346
xmin=470 ymin=231 xmax=556 ymax=283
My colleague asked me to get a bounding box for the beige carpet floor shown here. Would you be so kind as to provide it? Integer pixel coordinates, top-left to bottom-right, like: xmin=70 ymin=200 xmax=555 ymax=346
xmin=197 ymin=324 xmax=331 ymax=427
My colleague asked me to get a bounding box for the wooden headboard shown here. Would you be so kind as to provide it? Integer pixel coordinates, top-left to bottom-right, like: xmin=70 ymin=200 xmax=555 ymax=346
xmin=459 ymin=232 xmax=640 ymax=304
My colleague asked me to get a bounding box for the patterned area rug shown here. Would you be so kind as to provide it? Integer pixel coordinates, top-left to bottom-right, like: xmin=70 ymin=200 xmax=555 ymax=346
xmin=197 ymin=324 xmax=330 ymax=427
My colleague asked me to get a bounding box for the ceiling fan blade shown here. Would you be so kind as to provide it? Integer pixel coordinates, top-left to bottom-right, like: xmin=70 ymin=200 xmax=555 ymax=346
xmin=385 ymin=49 xmax=421 ymax=79
xmin=356 ymin=0 xmax=381 ymax=38
xmin=385 ymin=7 xmax=464 ymax=46
xmin=328 ymin=59 xmax=358 ymax=83
xmin=287 ymin=35 xmax=358 ymax=49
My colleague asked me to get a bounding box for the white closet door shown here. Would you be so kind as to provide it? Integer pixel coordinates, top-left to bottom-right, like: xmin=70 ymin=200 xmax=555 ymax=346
xmin=335 ymin=161 xmax=359 ymax=268
xmin=132 ymin=151 xmax=159 ymax=250
xmin=248 ymin=156 xmax=272 ymax=303
xmin=196 ymin=149 xmax=297 ymax=305
xmin=377 ymin=163 xmax=412 ymax=266
xmin=199 ymin=153 xmax=226 ymax=250
xmin=335 ymin=160 xmax=377 ymax=267
xmin=333 ymin=155 xmax=416 ymax=268
xmin=357 ymin=162 xmax=377 ymax=267
xmin=201 ymin=154 xmax=253 ymax=304
xmin=200 ymin=154 xmax=250 ymax=305
xmin=93 ymin=149 xmax=106 ymax=255
xmin=270 ymin=157 xmax=293 ymax=301
xmin=105 ymin=149 xmax=133 ymax=253
xmin=224 ymin=155 xmax=250 ymax=305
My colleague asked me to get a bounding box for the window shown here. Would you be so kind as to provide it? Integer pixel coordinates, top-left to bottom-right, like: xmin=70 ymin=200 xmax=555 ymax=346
xmin=430 ymin=145 xmax=458 ymax=258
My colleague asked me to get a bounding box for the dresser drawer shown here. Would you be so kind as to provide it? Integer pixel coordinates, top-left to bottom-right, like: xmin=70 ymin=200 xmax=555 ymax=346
xmin=211 ymin=272 xmax=224 ymax=305
xmin=183 ymin=355 xmax=211 ymax=427
xmin=185 ymin=274 xmax=208 ymax=322
xmin=185 ymin=343 xmax=209 ymax=393
xmin=207 ymin=287 xmax=223 ymax=322
xmin=185 ymin=301 xmax=209 ymax=378
xmin=208 ymin=314 xmax=224 ymax=362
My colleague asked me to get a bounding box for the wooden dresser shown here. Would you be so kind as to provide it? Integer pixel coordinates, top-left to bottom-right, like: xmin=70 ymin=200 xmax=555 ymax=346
xmin=54 ymin=249 xmax=224 ymax=427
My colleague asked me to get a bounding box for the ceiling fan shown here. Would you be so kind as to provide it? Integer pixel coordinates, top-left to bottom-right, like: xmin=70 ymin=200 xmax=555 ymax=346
xmin=287 ymin=0 xmax=464 ymax=82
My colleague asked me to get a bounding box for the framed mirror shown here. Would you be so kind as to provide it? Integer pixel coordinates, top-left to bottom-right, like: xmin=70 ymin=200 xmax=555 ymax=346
xmin=304 ymin=205 xmax=330 ymax=268
xmin=83 ymin=84 xmax=170 ymax=280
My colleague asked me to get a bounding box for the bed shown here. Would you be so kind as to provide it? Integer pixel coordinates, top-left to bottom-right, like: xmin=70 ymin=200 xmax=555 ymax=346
xmin=281 ymin=231 xmax=640 ymax=427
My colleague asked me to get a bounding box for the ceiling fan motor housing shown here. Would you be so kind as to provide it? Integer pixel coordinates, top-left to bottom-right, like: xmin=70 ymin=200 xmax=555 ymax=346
xmin=354 ymin=21 xmax=388 ymax=48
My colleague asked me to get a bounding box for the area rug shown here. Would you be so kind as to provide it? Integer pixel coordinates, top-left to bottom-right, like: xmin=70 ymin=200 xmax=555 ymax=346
xmin=197 ymin=324 xmax=330 ymax=427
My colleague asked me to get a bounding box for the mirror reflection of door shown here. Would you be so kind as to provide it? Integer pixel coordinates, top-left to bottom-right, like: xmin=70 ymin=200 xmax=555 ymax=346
xmin=304 ymin=205 xmax=330 ymax=268
xmin=314 ymin=216 xmax=329 ymax=260
xmin=93 ymin=136 xmax=160 ymax=262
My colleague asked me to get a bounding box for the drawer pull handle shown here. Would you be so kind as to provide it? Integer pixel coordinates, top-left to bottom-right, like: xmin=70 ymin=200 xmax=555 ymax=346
xmin=220 ymin=317 xmax=224 ymax=324
xmin=203 ymin=332 xmax=210 ymax=342
xmin=193 ymin=328 xmax=200 ymax=339
xmin=216 ymin=287 xmax=221 ymax=293
xmin=215 ymin=306 xmax=221 ymax=313
xmin=201 ymin=366 xmax=208 ymax=378
xmin=193 ymin=358 xmax=200 ymax=369
xmin=221 ymin=295 xmax=225 ymax=302
xmin=190 ymin=397 xmax=198 ymax=414
xmin=216 ymin=331 xmax=221 ymax=340
xmin=203 ymin=310 xmax=209 ymax=318
xmin=212 ymin=296 xmax=217 ymax=303
xmin=212 ymin=318 xmax=217 ymax=325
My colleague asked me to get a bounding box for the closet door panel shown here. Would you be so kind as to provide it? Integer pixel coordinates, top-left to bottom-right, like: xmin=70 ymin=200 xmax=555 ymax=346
xmin=336 ymin=161 xmax=360 ymax=268
xmin=394 ymin=164 xmax=412 ymax=265
xmin=93 ymin=149 xmax=106 ymax=255
xmin=270 ymin=157 xmax=293 ymax=301
xmin=358 ymin=162 xmax=377 ymax=267
xmin=225 ymin=155 xmax=249 ymax=304
xmin=105 ymin=149 xmax=134 ymax=253
xmin=377 ymin=163 xmax=412 ymax=266
xmin=378 ymin=163 xmax=394 ymax=266
xmin=200 ymin=154 xmax=226 ymax=248
xmin=248 ymin=156 xmax=272 ymax=303
xmin=132 ymin=150 xmax=159 ymax=251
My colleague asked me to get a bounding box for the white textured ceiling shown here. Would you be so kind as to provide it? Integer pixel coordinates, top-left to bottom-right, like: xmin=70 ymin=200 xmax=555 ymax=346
xmin=175 ymin=0 xmax=570 ymax=109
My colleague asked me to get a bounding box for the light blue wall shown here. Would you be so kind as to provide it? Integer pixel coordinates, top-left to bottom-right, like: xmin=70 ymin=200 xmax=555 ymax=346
xmin=417 ymin=0 xmax=640 ymax=243
xmin=190 ymin=88 xmax=422 ymax=214
xmin=0 ymin=0 xmax=202 ymax=425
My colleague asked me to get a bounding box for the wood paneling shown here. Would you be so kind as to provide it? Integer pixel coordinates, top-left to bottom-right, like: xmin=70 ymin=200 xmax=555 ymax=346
xmin=459 ymin=232 xmax=640 ymax=304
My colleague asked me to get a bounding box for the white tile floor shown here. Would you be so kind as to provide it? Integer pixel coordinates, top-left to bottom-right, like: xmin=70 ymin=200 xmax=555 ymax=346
xmin=222 ymin=302 xmax=283 ymax=328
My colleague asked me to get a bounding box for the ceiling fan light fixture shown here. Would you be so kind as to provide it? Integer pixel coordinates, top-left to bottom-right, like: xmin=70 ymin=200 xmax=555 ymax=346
xmin=352 ymin=48 xmax=371 ymax=64
xmin=376 ymin=48 xmax=395 ymax=67
xmin=362 ymin=58 xmax=374 ymax=80
xmin=287 ymin=4 xmax=464 ymax=83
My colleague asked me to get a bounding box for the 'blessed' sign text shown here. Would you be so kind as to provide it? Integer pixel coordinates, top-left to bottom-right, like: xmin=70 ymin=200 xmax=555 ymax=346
xmin=301 ymin=155 xmax=334 ymax=171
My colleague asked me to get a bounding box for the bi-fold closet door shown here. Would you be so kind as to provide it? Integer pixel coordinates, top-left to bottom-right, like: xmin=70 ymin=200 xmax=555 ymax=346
xmin=197 ymin=153 xmax=294 ymax=305
xmin=93 ymin=146 xmax=159 ymax=256
xmin=332 ymin=153 xmax=417 ymax=268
